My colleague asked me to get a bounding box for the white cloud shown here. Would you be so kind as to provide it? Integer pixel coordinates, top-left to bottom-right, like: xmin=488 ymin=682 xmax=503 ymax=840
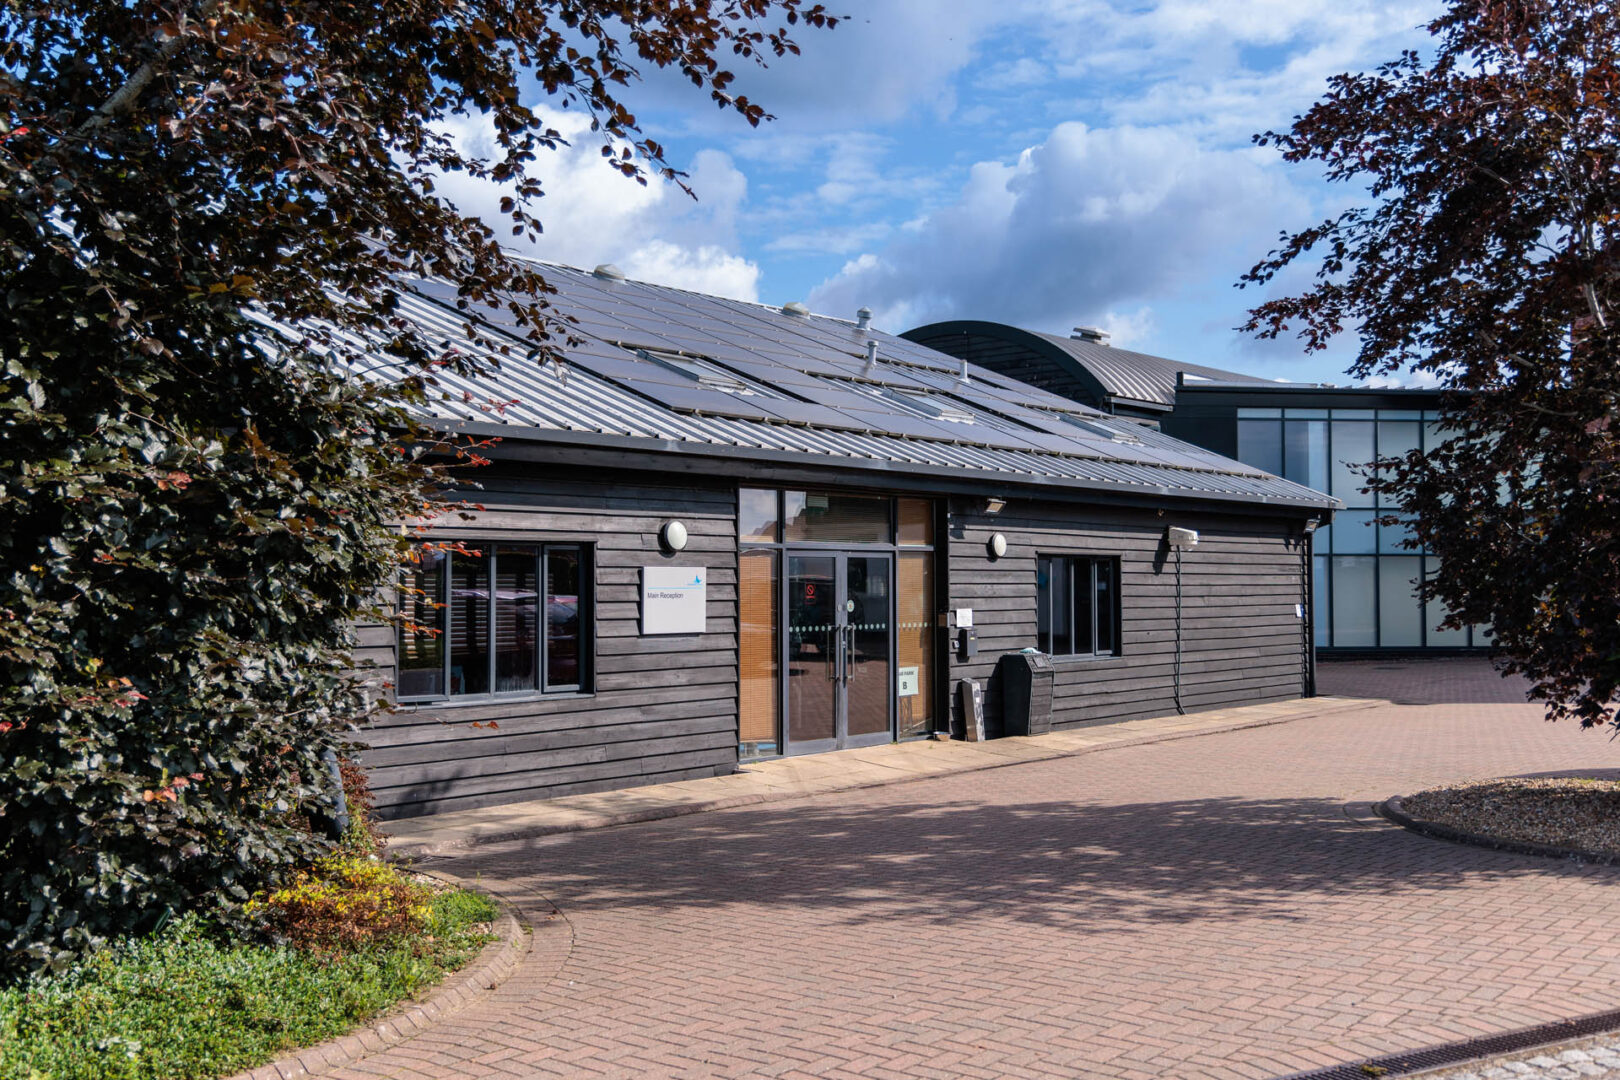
xmin=427 ymin=110 xmax=761 ymax=300
xmin=764 ymin=223 xmax=892 ymax=256
xmin=619 ymin=241 xmax=761 ymax=301
xmin=1361 ymin=368 xmax=1445 ymax=390
xmin=975 ymin=57 xmax=1050 ymax=91
xmin=647 ymin=0 xmax=1018 ymax=133
xmin=1089 ymin=305 xmax=1158 ymax=349
xmin=808 ymin=121 xmax=1309 ymax=334
xmin=1035 ymin=0 xmax=1440 ymax=139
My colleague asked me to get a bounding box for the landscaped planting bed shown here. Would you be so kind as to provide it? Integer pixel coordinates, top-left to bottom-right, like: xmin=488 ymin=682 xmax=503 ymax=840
xmin=0 ymin=866 xmax=496 ymax=1080
xmin=0 ymin=863 xmax=495 ymax=1080
xmin=1399 ymin=776 xmax=1620 ymax=857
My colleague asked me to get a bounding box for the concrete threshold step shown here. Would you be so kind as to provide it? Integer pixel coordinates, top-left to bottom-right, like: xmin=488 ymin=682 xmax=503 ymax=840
xmin=382 ymin=695 xmax=1380 ymax=859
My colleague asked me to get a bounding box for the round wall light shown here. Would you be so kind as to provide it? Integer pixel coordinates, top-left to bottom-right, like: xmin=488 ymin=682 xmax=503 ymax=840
xmin=659 ymin=520 xmax=689 ymax=553
xmin=987 ymin=532 xmax=1008 ymax=559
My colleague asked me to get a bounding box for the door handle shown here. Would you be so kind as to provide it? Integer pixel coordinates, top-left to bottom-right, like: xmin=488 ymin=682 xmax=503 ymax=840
xmin=842 ymin=623 xmax=855 ymax=684
xmin=828 ymin=627 xmax=841 ymax=681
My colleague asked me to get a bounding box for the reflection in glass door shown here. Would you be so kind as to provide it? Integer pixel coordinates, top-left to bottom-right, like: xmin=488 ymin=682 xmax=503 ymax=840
xmin=787 ymin=555 xmax=838 ymax=749
xmin=844 ymin=555 xmax=892 ymax=743
xmin=784 ymin=552 xmax=893 ymax=752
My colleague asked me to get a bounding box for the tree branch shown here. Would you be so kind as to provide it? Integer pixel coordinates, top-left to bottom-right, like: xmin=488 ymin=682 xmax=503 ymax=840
xmin=72 ymin=5 xmax=215 ymax=140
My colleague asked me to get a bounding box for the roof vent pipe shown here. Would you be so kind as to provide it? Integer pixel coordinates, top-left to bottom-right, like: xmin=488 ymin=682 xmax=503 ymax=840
xmin=956 ymin=357 xmax=972 ymax=385
xmin=782 ymin=301 xmax=810 ymax=317
xmin=863 ymin=339 xmax=878 ymax=372
xmin=856 ymin=306 xmax=872 ymax=331
xmin=593 ymin=263 xmax=626 ymax=281
xmin=1072 ymin=326 xmax=1110 ymax=345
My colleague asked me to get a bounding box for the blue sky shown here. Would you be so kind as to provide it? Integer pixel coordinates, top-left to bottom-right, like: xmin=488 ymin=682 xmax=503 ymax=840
xmin=439 ymin=0 xmax=1443 ymax=386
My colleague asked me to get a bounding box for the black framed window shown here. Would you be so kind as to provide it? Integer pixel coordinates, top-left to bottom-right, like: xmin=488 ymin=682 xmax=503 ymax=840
xmin=398 ymin=543 xmax=592 ymax=701
xmin=1036 ymin=555 xmax=1119 ymax=658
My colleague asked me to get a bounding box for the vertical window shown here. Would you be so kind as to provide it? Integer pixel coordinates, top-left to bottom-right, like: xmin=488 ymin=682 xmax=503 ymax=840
xmin=1237 ymin=420 xmax=1283 ymax=476
xmin=450 ymin=551 xmax=491 ymax=696
xmin=1331 ymin=555 xmax=1377 ymax=646
xmin=1379 ymin=556 xmax=1424 ymax=647
xmin=1094 ymin=559 xmax=1116 ymax=655
xmin=738 ymin=549 xmax=780 ymax=756
xmin=398 ymin=548 xmax=447 ymax=698
xmin=1037 ymin=555 xmax=1121 ymax=658
xmin=398 ymin=542 xmax=592 ymax=701
xmin=897 ymin=551 xmax=934 ymax=739
xmin=495 ymin=546 xmax=540 ymax=693
xmin=1331 ymin=419 xmax=1376 ymax=506
xmin=1312 ymin=554 xmax=1330 ymax=646
xmin=545 ymin=547 xmax=584 ymax=690
xmin=1283 ymin=419 xmax=1329 ymax=493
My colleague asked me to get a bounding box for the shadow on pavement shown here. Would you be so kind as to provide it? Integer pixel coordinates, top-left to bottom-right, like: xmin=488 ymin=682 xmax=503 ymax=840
xmin=449 ymin=790 xmax=1619 ymax=932
xmin=1317 ymin=656 xmax=1535 ymax=706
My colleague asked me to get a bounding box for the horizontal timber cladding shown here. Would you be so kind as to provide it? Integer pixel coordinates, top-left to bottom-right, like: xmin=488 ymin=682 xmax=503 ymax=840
xmin=947 ymin=497 xmax=1311 ymax=736
xmin=358 ymin=467 xmax=740 ymax=819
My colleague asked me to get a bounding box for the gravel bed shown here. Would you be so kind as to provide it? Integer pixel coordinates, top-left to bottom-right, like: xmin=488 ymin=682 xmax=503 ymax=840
xmin=1426 ymin=1036 xmax=1620 ymax=1078
xmin=1400 ymin=776 xmax=1620 ymax=857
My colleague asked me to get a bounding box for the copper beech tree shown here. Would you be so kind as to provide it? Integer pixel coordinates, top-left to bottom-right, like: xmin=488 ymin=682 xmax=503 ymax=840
xmin=1243 ymin=0 xmax=1619 ymax=728
xmin=0 ymin=1 xmax=833 ymax=975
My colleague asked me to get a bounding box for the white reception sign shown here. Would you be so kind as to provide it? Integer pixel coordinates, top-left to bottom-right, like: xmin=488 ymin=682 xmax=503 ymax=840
xmin=641 ymin=566 xmax=707 ymax=635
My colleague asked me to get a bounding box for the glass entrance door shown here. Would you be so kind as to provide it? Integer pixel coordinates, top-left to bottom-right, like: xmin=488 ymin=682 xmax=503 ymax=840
xmin=786 ymin=554 xmax=839 ymax=751
xmin=843 ymin=555 xmax=893 ymax=746
xmin=785 ymin=552 xmax=893 ymax=753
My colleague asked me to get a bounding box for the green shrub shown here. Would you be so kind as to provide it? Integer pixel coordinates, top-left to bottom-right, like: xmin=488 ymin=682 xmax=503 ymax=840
xmin=0 ymin=335 xmax=425 ymax=979
xmin=0 ymin=889 xmax=495 ymax=1080
xmin=249 ymin=857 xmax=433 ymax=953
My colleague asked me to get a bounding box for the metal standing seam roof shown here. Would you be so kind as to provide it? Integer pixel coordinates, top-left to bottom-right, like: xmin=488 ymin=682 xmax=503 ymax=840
xmin=1023 ymin=329 xmax=1273 ymax=408
xmin=264 ymin=261 xmax=1336 ymax=511
xmin=904 ymin=320 xmax=1273 ymax=410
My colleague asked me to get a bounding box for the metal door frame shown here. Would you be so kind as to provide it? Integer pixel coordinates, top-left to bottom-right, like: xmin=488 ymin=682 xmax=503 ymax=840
xmin=782 ymin=548 xmax=895 ymax=755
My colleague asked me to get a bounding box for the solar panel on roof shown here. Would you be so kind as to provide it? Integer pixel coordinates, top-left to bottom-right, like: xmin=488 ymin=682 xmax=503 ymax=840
xmin=610 ymin=377 xmax=776 ymax=421
xmin=352 ymin=272 xmax=1343 ymax=509
xmin=788 ymin=379 xmax=888 ymax=412
xmin=753 ymin=399 xmax=873 ymax=431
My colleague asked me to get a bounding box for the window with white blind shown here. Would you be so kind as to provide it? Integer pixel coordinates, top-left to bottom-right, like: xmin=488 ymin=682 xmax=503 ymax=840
xmin=398 ymin=543 xmax=591 ymax=701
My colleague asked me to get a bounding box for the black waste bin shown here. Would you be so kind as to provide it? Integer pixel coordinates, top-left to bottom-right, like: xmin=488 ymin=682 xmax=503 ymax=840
xmin=998 ymin=651 xmax=1055 ymax=737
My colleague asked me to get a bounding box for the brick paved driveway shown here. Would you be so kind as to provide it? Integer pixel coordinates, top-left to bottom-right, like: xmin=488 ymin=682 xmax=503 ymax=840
xmin=340 ymin=660 xmax=1620 ymax=1080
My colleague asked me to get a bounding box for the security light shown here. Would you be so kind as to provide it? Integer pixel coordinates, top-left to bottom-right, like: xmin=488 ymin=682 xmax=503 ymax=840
xmin=660 ymin=520 xmax=689 ymax=552
xmin=1166 ymin=527 xmax=1199 ymax=549
xmin=985 ymin=497 xmax=1007 ymax=515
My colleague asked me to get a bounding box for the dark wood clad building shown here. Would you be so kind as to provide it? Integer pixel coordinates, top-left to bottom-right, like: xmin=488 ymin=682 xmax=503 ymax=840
xmin=337 ymin=266 xmax=1336 ymax=819
xmin=903 ymin=319 xmax=1485 ymax=656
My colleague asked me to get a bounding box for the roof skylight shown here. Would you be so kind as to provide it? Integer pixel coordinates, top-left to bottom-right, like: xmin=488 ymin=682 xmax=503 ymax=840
xmin=1058 ymin=413 xmax=1145 ymax=445
xmin=635 ymin=347 xmax=780 ymax=398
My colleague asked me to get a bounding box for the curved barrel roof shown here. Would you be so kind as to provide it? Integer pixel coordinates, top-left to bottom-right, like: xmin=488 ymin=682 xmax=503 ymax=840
xmin=903 ymin=320 xmax=1271 ymax=414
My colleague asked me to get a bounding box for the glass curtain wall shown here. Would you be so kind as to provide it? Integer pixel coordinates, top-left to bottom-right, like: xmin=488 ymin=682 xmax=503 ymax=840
xmin=1235 ymin=407 xmax=1487 ymax=649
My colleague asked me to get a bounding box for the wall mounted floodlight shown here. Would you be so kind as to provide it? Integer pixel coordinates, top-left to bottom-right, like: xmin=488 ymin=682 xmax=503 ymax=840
xmin=660 ymin=520 xmax=689 ymax=553
xmin=984 ymin=497 xmax=1007 ymax=515
xmin=1302 ymin=518 xmax=1320 ymax=534
xmin=1166 ymin=526 xmax=1199 ymax=549
xmin=987 ymin=532 xmax=1008 ymax=559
